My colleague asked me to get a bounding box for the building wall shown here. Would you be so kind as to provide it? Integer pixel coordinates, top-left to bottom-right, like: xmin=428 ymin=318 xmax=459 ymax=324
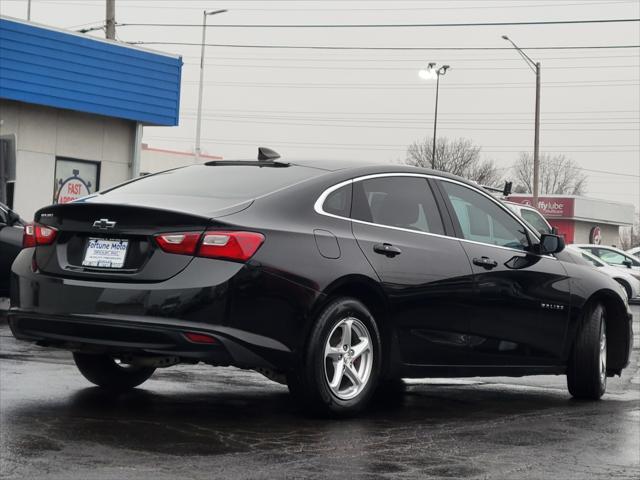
xmin=0 ymin=99 xmax=134 ymax=220
xmin=140 ymin=145 xmax=222 ymax=174
xmin=0 ymin=16 xmax=182 ymax=126
xmin=573 ymin=221 xmax=621 ymax=247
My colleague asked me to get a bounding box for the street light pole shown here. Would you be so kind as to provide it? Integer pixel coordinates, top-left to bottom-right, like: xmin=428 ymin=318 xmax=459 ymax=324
xmin=195 ymin=9 xmax=227 ymax=161
xmin=502 ymin=35 xmax=541 ymax=209
xmin=419 ymin=63 xmax=450 ymax=169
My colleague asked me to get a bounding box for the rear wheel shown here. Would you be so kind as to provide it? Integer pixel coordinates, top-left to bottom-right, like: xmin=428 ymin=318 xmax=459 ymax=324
xmin=288 ymin=297 xmax=381 ymax=416
xmin=567 ymin=303 xmax=607 ymax=400
xmin=73 ymin=353 xmax=155 ymax=390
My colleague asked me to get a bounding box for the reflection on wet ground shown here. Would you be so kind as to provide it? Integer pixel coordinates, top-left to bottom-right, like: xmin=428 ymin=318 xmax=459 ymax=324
xmin=1 ymin=309 xmax=639 ymax=479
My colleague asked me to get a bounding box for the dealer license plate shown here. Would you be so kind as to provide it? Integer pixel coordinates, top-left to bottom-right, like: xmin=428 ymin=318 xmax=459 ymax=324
xmin=82 ymin=238 xmax=129 ymax=269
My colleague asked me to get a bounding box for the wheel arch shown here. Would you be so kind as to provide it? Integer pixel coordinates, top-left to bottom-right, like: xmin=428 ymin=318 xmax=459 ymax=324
xmin=578 ymin=289 xmax=631 ymax=374
xmin=308 ymin=275 xmax=400 ymax=379
xmin=612 ymin=277 xmax=632 ymax=299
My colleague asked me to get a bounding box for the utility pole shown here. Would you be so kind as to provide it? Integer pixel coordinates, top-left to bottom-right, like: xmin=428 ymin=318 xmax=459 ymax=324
xmin=419 ymin=63 xmax=450 ymax=169
xmin=27 ymin=0 xmax=31 ymax=20
xmin=195 ymin=9 xmax=227 ymax=160
xmin=533 ymin=61 xmax=541 ymax=209
xmin=502 ymin=35 xmax=541 ymax=209
xmin=106 ymin=0 xmax=116 ymax=40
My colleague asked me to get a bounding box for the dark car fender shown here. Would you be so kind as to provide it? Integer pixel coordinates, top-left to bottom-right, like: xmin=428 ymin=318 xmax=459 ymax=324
xmin=562 ymin=261 xmax=632 ymax=373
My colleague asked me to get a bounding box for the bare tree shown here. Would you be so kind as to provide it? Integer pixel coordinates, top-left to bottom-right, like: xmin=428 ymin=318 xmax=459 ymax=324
xmin=512 ymin=152 xmax=587 ymax=195
xmin=405 ymin=137 xmax=501 ymax=185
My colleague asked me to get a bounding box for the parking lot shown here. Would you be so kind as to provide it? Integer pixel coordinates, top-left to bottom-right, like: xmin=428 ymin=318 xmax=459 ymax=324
xmin=0 ymin=304 xmax=637 ymax=480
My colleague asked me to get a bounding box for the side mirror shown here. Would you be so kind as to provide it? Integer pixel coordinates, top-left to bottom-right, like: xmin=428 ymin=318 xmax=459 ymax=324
xmin=538 ymin=234 xmax=565 ymax=255
xmin=623 ymin=260 xmax=633 ymax=268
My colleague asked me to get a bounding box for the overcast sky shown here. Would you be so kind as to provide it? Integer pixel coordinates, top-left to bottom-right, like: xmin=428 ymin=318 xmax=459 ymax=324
xmin=2 ymin=0 xmax=639 ymax=211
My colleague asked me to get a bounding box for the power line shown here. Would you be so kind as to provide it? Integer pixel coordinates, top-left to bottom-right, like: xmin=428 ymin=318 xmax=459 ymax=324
xmin=121 ymin=18 xmax=640 ymax=28
xmin=179 ymin=53 xmax=640 ymax=63
xmin=18 ymin=0 xmax=638 ymax=11
xmin=183 ymin=80 xmax=640 ymax=90
xmin=182 ymin=61 xmax=640 ymax=71
xmin=130 ymin=42 xmax=640 ymax=51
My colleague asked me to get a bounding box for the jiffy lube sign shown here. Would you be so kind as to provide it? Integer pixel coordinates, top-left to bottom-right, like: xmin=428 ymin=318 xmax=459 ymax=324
xmin=508 ymin=196 xmax=575 ymax=218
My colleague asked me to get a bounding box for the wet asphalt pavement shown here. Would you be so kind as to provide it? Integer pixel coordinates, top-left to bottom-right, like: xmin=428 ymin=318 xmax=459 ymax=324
xmin=0 ymin=305 xmax=638 ymax=480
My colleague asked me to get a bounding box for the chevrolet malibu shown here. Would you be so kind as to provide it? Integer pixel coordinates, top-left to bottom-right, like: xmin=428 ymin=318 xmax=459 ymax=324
xmin=8 ymin=153 xmax=633 ymax=416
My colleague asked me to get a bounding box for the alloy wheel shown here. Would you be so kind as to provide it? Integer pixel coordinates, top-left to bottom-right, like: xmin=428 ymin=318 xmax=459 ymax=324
xmin=323 ymin=317 xmax=373 ymax=400
xmin=599 ymin=319 xmax=607 ymax=386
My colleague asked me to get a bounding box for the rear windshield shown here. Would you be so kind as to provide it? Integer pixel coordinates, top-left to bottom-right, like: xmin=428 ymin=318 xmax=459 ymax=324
xmin=101 ymin=164 xmax=322 ymax=203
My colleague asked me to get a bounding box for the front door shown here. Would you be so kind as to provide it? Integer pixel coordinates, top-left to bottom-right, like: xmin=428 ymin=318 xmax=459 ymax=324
xmin=350 ymin=175 xmax=475 ymax=366
xmin=437 ymin=180 xmax=571 ymax=365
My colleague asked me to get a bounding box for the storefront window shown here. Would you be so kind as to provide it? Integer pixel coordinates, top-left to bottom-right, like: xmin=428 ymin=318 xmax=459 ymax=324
xmin=54 ymin=157 xmax=100 ymax=204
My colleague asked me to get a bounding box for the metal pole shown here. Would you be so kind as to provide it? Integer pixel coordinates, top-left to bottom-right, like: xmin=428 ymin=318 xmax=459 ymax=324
xmin=533 ymin=62 xmax=541 ymax=209
xmin=106 ymin=0 xmax=116 ymax=40
xmin=195 ymin=10 xmax=208 ymax=161
xmin=27 ymin=0 xmax=31 ymax=20
xmin=432 ymin=72 xmax=440 ymax=170
xmin=131 ymin=123 xmax=143 ymax=179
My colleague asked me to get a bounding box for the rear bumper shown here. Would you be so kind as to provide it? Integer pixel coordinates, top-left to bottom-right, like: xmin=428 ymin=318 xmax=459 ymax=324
xmin=7 ymin=311 xmax=287 ymax=368
xmin=9 ymin=249 xmax=322 ymax=371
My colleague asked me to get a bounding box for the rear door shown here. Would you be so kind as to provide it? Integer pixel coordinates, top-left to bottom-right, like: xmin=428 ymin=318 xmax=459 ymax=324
xmin=350 ymin=175 xmax=476 ymax=366
xmin=436 ymin=179 xmax=571 ymax=364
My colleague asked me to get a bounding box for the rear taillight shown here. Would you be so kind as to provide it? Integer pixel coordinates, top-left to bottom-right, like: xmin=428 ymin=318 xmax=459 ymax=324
xmin=154 ymin=230 xmax=264 ymax=262
xmin=23 ymin=223 xmax=58 ymax=248
xmin=199 ymin=231 xmax=265 ymax=262
xmin=154 ymin=232 xmax=201 ymax=255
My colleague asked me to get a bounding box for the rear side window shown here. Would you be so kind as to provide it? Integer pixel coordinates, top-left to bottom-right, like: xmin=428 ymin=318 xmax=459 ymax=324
xmin=102 ymin=164 xmax=320 ymax=204
xmin=323 ymin=184 xmax=352 ymax=217
xmin=351 ymin=176 xmax=445 ymax=235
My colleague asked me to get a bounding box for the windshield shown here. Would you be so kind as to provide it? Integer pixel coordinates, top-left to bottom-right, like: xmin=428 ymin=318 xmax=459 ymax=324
xmin=521 ymin=209 xmax=551 ymax=234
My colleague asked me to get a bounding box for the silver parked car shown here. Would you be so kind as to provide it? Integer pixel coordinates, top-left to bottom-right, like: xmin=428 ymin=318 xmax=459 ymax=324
xmin=575 ymin=244 xmax=640 ymax=282
xmin=567 ymin=246 xmax=640 ymax=302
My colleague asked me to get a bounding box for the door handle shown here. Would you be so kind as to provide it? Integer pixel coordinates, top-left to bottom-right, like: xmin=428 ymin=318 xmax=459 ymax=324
xmin=473 ymin=256 xmax=498 ymax=269
xmin=373 ymin=243 xmax=402 ymax=258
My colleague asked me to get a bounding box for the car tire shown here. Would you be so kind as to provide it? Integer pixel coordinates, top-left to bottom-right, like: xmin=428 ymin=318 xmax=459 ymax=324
xmin=567 ymin=302 xmax=607 ymax=400
xmin=73 ymin=353 xmax=155 ymax=390
xmin=289 ymin=297 xmax=382 ymax=417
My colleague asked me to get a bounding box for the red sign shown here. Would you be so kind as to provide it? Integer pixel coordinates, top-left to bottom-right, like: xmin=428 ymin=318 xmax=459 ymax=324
xmin=508 ymin=196 xmax=575 ymax=218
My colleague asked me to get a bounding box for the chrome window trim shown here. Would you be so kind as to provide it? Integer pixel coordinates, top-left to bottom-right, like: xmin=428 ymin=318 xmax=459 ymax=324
xmin=314 ymin=172 xmax=557 ymax=259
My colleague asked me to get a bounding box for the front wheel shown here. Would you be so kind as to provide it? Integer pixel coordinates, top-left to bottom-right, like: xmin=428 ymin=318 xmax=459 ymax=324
xmin=567 ymin=303 xmax=607 ymax=400
xmin=73 ymin=353 xmax=155 ymax=391
xmin=289 ymin=297 xmax=381 ymax=416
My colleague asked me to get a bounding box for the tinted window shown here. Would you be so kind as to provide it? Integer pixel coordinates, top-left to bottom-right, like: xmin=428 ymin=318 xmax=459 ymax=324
xmin=0 ymin=207 xmax=7 ymax=225
xmin=323 ymin=184 xmax=352 ymax=217
xmin=102 ymin=164 xmax=321 ymax=207
xmin=441 ymin=181 xmax=529 ymax=250
xmin=352 ymin=177 xmax=444 ymax=235
xmin=522 ymin=209 xmax=551 ymax=234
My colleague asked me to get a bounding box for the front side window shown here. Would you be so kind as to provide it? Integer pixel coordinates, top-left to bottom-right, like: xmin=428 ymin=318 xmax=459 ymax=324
xmin=440 ymin=181 xmax=530 ymax=251
xmin=351 ymin=176 xmax=444 ymax=235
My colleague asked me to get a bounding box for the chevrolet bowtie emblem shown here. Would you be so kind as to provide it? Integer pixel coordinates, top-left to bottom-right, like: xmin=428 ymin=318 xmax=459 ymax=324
xmin=92 ymin=218 xmax=117 ymax=230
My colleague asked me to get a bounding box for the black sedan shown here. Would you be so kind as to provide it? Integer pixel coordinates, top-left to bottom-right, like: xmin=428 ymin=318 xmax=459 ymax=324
xmin=7 ymin=154 xmax=633 ymax=416
xmin=1 ymin=202 xmax=24 ymax=297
